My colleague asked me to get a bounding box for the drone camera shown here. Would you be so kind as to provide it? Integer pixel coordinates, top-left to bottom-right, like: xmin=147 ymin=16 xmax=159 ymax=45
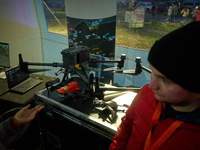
xmin=61 ymin=45 xmax=90 ymax=68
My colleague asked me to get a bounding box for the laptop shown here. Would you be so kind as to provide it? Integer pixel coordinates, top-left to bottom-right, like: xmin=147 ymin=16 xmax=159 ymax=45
xmin=5 ymin=66 xmax=42 ymax=94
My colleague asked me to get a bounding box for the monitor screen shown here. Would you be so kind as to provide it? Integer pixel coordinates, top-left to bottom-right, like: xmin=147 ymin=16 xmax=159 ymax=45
xmin=5 ymin=66 xmax=29 ymax=89
xmin=0 ymin=42 xmax=10 ymax=68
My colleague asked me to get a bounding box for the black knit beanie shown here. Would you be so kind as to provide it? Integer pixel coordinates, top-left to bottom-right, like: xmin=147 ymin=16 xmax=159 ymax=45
xmin=148 ymin=21 xmax=200 ymax=93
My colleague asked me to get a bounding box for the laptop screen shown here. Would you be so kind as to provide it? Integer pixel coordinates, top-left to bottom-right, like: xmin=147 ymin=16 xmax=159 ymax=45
xmin=5 ymin=66 xmax=29 ymax=89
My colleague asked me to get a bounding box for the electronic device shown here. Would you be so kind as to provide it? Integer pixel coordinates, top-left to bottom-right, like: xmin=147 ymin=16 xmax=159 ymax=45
xmin=18 ymin=45 xmax=150 ymax=99
xmin=0 ymin=42 xmax=10 ymax=68
xmin=5 ymin=66 xmax=42 ymax=94
xmin=61 ymin=45 xmax=90 ymax=68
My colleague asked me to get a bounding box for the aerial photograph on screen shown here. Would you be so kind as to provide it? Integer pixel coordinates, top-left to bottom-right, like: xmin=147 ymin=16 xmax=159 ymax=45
xmin=0 ymin=43 xmax=9 ymax=68
xmin=67 ymin=16 xmax=116 ymax=58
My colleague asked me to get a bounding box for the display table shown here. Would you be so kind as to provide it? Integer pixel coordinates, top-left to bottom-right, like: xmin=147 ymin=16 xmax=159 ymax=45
xmin=35 ymin=76 xmax=137 ymax=149
xmin=0 ymin=74 xmax=56 ymax=114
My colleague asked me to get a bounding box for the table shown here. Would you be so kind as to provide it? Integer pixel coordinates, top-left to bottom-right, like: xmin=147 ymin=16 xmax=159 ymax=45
xmin=34 ymin=76 xmax=137 ymax=149
xmin=0 ymin=74 xmax=56 ymax=114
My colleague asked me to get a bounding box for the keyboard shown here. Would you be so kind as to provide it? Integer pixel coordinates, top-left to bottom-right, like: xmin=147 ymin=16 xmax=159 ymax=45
xmin=11 ymin=78 xmax=42 ymax=93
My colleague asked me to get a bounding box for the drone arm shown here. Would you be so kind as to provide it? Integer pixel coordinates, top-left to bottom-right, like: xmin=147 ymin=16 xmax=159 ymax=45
xmin=141 ymin=65 xmax=152 ymax=74
xmin=72 ymin=67 xmax=88 ymax=84
xmin=19 ymin=53 xmax=63 ymax=68
xmin=95 ymin=60 xmax=120 ymax=63
xmin=25 ymin=62 xmax=63 ymax=67
xmin=90 ymin=54 xmax=126 ymax=69
xmin=80 ymin=64 xmax=89 ymax=79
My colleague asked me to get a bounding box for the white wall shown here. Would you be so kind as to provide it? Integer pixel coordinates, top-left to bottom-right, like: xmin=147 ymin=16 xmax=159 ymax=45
xmin=0 ymin=0 xmax=43 ymax=68
xmin=0 ymin=0 xmax=68 ymax=78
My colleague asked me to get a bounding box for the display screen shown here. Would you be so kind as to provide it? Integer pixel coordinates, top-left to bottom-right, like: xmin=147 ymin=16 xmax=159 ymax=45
xmin=5 ymin=66 xmax=29 ymax=89
xmin=67 ymin=16 xmax=116 ymax=57
xmin=0 ymin=42 xmax=10 ymax=68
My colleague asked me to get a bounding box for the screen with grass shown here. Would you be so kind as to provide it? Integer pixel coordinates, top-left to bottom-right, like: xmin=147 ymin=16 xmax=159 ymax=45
xmin=0 ymin=42 xmax=10 ymax=68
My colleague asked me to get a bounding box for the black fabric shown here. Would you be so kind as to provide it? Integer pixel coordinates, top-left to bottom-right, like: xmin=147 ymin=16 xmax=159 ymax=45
xmin=148 ymin=21 xmax=200 ymax=93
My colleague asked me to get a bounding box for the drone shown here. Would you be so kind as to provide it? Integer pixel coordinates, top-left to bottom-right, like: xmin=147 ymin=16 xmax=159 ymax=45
xmin=19 ymin=45 xmax=150 ymax=100
xmin=19 ymin=45 xmax=152 ymax=123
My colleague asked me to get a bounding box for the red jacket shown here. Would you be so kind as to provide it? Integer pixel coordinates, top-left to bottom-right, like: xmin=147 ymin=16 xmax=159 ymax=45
xmin=196 ymin=10 xmax=200 ymax=21
xmin=109 ymin=84 xmax=200 ymax=150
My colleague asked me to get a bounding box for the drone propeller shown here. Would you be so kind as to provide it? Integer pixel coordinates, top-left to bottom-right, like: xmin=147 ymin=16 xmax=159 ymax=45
xmin=112 ymin=69 xmax=139 ymax=75
xmin=103 ymin=67 xmax=120 ymax=72
xmin=112 ymin=65 xmax=151 ymax=75
xmin=28 ymin=69 xmax=52 ymax=73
